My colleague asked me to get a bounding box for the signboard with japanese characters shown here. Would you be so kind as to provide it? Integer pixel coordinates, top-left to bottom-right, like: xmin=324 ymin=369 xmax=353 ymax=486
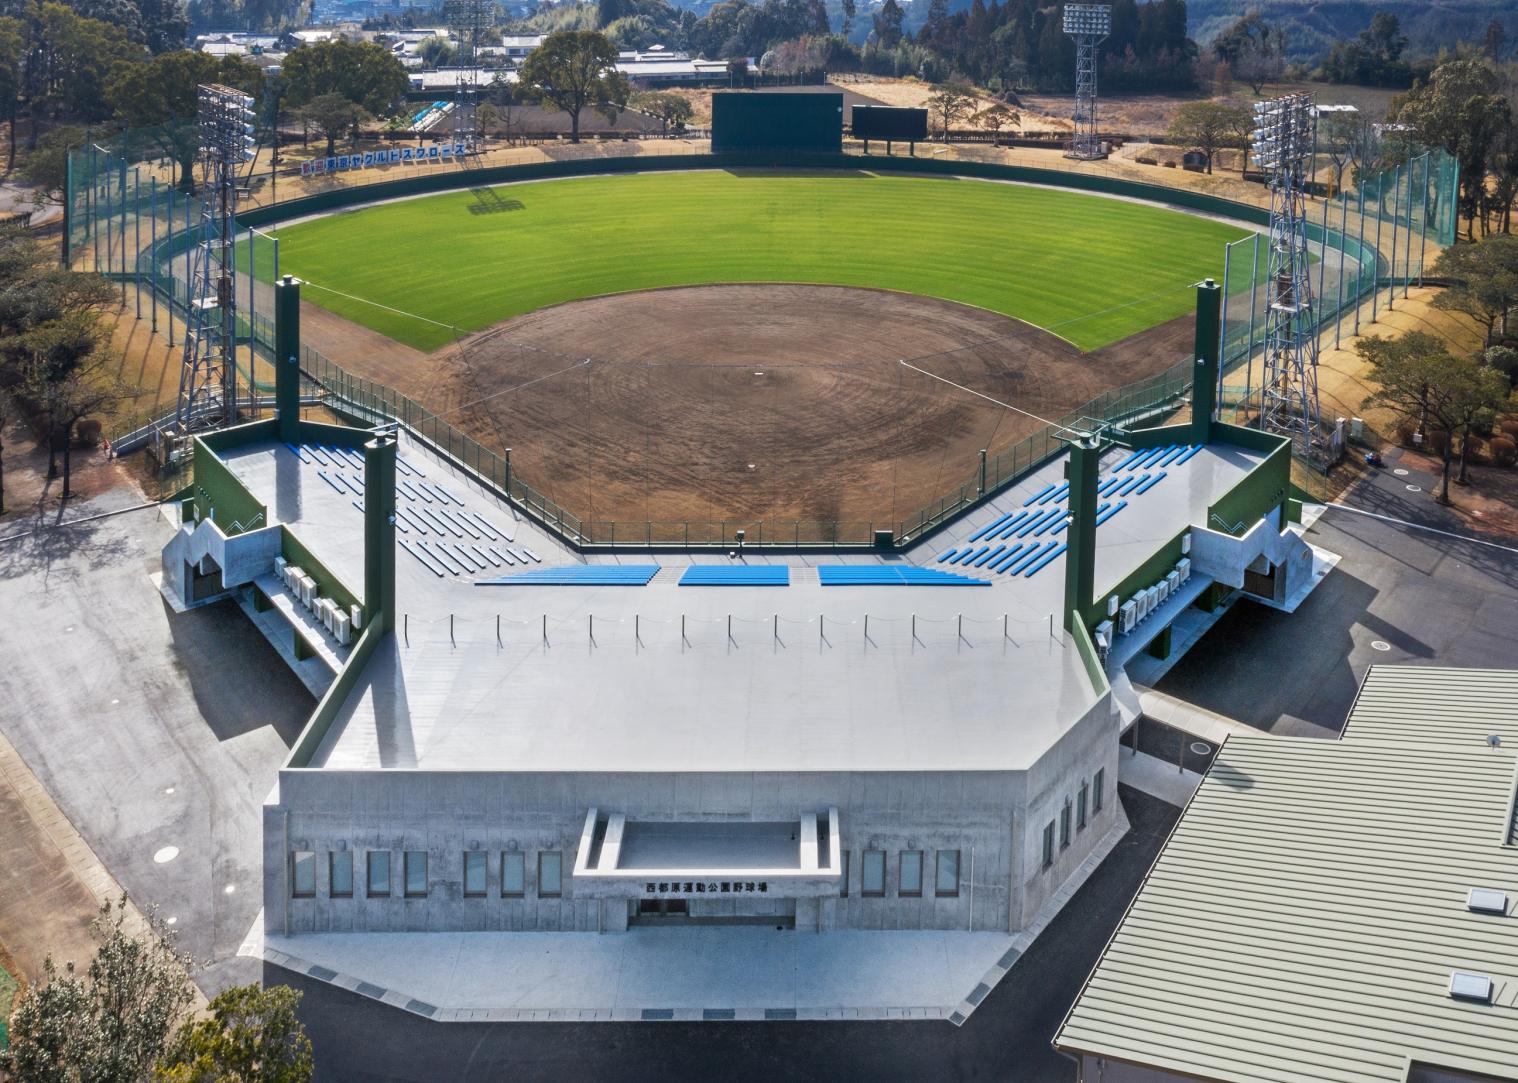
xmin=300 ymin=144 xmax=468 ymax=177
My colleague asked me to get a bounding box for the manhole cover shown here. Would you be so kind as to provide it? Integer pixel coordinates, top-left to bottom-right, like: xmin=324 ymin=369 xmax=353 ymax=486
xmin=1393 ymin=468 xmax=1409 ymax=476
xmin=1371 ymin=640 xmax=1392 ymax=652
xmin=1406 ymin=484 xmax=1422 ymax=492
xmin=1190 ymin=742 xmax=1213 ymax=756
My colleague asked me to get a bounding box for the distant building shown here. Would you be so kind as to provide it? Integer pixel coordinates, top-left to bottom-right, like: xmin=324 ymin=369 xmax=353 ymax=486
xmin=1057 ymin=666 xmax=1518 ymax=1082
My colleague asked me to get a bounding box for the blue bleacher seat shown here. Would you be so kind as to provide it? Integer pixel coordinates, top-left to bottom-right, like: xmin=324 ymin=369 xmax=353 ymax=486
xmin=1023 ymin=543 xmax=1067 ymax=577
xmin=679 ymin=566 xmax=790 ymax=586
xmin=1116 ymin=473 xmax=1147 ymax=497
xmin=1155 ymin=445 xmax=1190 ymax=467
xmin=1098 ymin=476 xmax=1125 ymax=496
xmin=1135 ymin=471 xmax=1167 ymax=494
xmin=1023 ymin=483 xmax=1056 ymax=506
xmin=990 ymin=543 xmax=1026 ymax=572
xmin=817 ymin=566 xmax=989 ymax=586
xmin=1016 ymin=507 xmax=1061 ymax=538
xmin=1113 ymin=448 xmax=1147 ymax=471
xmin=1096 ymin=500 xmax=1128 ymax=526
xmin=968 ymin=513 xmax=1015 ymax=542
xmin=1005 ymin=541 xmax=1056 ymax=575
xmin=1173 ymin=444 xmax=1203 ymax=465
xmin=478 ymin=565 xmax=660 ymax=586
xmin=995 ymin=510 xmax=1033 ymax=539
xmin=1034 ymin=482 xmax=1069 ymax=506
xmin=973 ymin=545 xmax=1007 ymax=567
xmin=936 ymin=548 xmax=959 ymax=563
xmin=1032 ymin=512 xmax=1069 ymax=537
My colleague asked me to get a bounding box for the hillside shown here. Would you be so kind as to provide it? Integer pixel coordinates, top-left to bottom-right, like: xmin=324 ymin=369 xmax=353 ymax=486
xmin=1185 ymin=0 xmax=1518 ymax=60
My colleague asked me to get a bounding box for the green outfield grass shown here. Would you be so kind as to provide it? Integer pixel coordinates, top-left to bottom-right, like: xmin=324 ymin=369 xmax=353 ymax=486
xmin=258 ymin=171 xmax=1256 ymax=353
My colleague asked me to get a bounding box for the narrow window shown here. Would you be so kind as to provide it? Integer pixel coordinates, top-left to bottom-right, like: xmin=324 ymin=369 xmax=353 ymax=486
xmin=404 ymin=850 xmax=428 ymax=897
xmin=861 ymin=849 xmax=885 ymax=896
xmin=329 ymin=851 xmax=353 ymax=898
xmin=463 ymin=851 xmax=487 ymax=897
xmin=839 ymin=850 xmax=850 ymax=898
xmin=899 ymin=850 xmax=923 ymax=897
xmin=501 ymin=851 xmax=525 ymax=897
xmin=367 ymin=850 xmax=390 ymax=897
xmin=291 ymin=851 xmax=316 ymax=898
xmin=538 ymin=851 xmax=562 ymax=898
xmin=935 ymin=850 xmax=960 ymax=898
xmin=1060 ymin=800 xmax=1072 ymax=849
xmin=1078 ymin=782 xmax=1089 ymax=830
xmin=1093 ymin=768 xmax=1105 ymax=814
xmin=1042 ymin=822 xmax=1055 ymax=869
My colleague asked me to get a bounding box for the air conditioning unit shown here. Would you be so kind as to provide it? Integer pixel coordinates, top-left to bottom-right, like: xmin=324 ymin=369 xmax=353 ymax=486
xmin=320 ymin=598 xmax=337 ymax=634
xmin=1180 ymin=531 xmax=1192 ymax=555
xmin=350 ymin=603 xmax=363 ymax=631
xmin=1177 ymin=557 xmax=1191 ymax=585
xmin=1166 ymin=570 xmax=1181 ymax=596
xmin=1156 ymin=580 xmax=1170 ymax=605
xmin=333 ymin=610 xmax=351 ymax=646
xmin=274 ymin=555 xmax=287 ymax=579
xmin=1118 ymin=600 xmax=1137 ymax=634
xmin=1106 ymin=595 xmax=1120 ymax=618
xmin=1143 ymin=586 xmax=1159 ymax=617
xmin=298 ymin=574 xmax=316 ymax=608
xmin=1094 ymin=619 xmax=1114 ymax=658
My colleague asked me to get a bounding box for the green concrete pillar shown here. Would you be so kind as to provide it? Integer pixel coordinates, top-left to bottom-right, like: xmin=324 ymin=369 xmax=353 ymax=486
xmin=275 ymin=276 xmax=302 ymax=443
xmin=1147 ymin=623 xmax=1173 ymax=660
xmin=1191 ymin=278 xmax=1221 ymax=446
xmin=364 ymin=429 xmax=398 ymax=633
xmin=1062 ymin=434 xmax=1102 ymax=634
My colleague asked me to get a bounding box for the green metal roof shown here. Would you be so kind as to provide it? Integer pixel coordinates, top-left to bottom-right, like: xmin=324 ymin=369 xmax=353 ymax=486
xmin=1057 ymin=666 xmax=1518 ymax=1083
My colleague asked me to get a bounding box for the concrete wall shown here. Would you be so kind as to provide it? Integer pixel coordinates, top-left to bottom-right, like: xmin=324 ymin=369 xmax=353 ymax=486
xmin=263 ymin=703 xmax=1113 ymax=937
xmin=1073 ymin=1054 xmax=1203 ymax=1083
xmin=161 ymin=516 xmax=282 ymax=606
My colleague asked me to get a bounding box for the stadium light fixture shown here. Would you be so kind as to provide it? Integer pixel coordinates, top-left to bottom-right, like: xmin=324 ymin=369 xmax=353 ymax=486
xmin=1062 ymin=4 xmax=1111 ymax=161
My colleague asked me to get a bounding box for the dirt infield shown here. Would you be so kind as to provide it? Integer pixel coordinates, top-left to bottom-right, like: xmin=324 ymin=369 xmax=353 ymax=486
xmin=414 ymin=284 xmax=1194 ymax=529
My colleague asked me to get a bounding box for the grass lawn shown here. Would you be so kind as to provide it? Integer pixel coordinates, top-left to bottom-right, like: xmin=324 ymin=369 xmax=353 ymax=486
xmin=257 ymin=171 xmax=1255 ymax=353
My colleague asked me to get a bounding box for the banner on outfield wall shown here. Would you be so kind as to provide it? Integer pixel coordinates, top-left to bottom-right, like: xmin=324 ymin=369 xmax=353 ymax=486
xmin=300 ymin=144 xmax=470 ymax=176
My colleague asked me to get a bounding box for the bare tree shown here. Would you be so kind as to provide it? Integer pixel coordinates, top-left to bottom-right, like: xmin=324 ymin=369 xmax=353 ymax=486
xmin=926 ymin=83 xmax=977 ymax=140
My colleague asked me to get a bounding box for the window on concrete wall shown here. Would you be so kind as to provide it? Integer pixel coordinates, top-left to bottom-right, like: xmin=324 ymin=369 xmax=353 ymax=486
xmin=330 ymin=851 xmax=353 ymax=898
xmin=1042 ymin=822 xmax=1055 ymax=869
xmin=291 ymin=851 xmax=316 ymax=898
xmin=538 ymin=851 xmax=562 ymax=898
xmin=899 ymin=850 xmax=923 ymax=897
xmin=404 ymin=851 xmax=428 ymax=897
xmin=464 ymin=851 xmax=487 ymax=897
xmin=840 ymin=850 xmax=850 ymax=897
xmin=1093 ymin=768 xmax=1105 ymax=814
xmin=861 ymin=849 xmax=885 ymax=896
xmin=935 ymin=850 xmax=960 ymax=897
xmin=502 ymin=851 xmax=525 ymax=897
xmin=1060 ymin=800 xmax=1072 ymax=849
xmin=367 ymin=851 xmax=391 ymax=897
xmin=1078 ymin=782 xmax=1089 ymax=830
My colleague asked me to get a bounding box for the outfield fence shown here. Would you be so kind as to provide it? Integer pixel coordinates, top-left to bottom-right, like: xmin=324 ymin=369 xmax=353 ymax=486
xmin=65 ymin=126 xmax=1455 ymax=549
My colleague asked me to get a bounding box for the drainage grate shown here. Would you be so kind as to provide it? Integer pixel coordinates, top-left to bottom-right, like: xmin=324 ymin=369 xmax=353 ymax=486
xmin=966 ymin=983 xmax=991 ymax=1006
xmin=703 ymin=1008 xmax=736 ymax=1021
xmin=949 ymin=1011 xmax=968 ymax=1027
xmin=641 ymin=1008 xmax=675 ymax=1021
xmin=997 ymin=946 xmax=1022 ymax=970
xmin=405 ymin=998 xmax=438 ymax=1018
xmin=306 ymin=965 xmax=337 ymax=981
xmin=764 ymin=1008 xmax=797 ymax=1020
xmin=355 ymin=982 xmax=387 ymax=1000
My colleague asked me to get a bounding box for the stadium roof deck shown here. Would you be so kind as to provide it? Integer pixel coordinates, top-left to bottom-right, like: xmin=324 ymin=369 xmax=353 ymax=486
xmin=219 ymin=431 xmax=1266 ymax=774
xmin=1056 ymin=667 xmax=1518 ymax=1083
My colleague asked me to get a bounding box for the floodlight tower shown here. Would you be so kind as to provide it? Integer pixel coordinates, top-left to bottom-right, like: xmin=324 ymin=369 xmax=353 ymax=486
xmin=176 ymin=84 xmax=256 ymax=436
xmin=1251 ymin=93 xmax=1323 ymax=455
xmin=1062 ymin=4 xmax=1111 ymax=161
xmin=445 ymin=0 xmax=491 ymax=150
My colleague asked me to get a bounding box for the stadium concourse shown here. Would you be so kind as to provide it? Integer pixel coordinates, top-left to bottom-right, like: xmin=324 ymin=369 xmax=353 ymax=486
xmin=157 ymin=279 xmax=1329 ymax=1022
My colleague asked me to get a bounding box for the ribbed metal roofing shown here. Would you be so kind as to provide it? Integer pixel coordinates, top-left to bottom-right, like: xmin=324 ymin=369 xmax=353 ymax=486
xmin=1057 ymin=666 xmax=1518 ymax=1083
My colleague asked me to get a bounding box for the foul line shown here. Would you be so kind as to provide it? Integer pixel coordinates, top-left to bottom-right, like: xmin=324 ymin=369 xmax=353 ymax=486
xmin=1324 ymin=502 xmax=1518 ymax=555
xmin=299 ymin=279 xmax=460 ymax=331
xmin=897 ymin=359 xmax=1070 ymax=433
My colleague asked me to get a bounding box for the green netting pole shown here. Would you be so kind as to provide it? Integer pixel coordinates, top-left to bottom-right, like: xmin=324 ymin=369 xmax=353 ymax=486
xmin=63 ymin=150 xmax=72 ymax=266
xmin=166 ymin=186 xmax=175 ymax=348
xmin=1354 ymin=174 xmax=1367 ymax=335
xmin=1388 ymin=162 xmax=1402 ymax=311
xmin=1218 ymin=239 xmax=1231 ymax=370
xmin=1372 ymin=172 xmax=1384 ymax=322
xmin=1243 ymin=231 xmax=1259 ymax=414
xmin=133 ymin=167 xmax=141 ymax=319
xmin=150 ymin=176 xmax=159 ymax=334
xmin=1418 ymin=153 xmax=1430 ymax=287
xmin=1317 ymin=195 xmax=1328 ymax=335
xmin=118 ymin=158 xmax=127 ymax=304
xmin=1335 ymin=193 xmax=1347 ymax=349
xmin=247 ymin=225 xmax=255 ymax=397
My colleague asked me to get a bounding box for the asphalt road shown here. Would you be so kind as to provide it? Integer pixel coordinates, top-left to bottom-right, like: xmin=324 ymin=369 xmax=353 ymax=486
xmin=0 ymin=499 xmax=314 ymax=992
xmin=1155 ymin=492 xmax=1518 ymax=738
xmin=270 ymin=785 xmax=1181 ymax=1083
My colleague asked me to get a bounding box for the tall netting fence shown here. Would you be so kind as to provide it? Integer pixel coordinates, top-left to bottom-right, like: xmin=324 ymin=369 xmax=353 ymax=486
xmin=65 ymin=124 xmax=1455 ymax=549
xmin=1218 ymin=148 xmax=1459 ymax=418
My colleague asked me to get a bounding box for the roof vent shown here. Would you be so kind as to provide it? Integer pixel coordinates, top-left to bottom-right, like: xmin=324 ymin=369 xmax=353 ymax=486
xmin=1449 ymin=971 xmax=1494 ymax=1004
xmin=1468 ymin=888 xmax=1509 ymax=915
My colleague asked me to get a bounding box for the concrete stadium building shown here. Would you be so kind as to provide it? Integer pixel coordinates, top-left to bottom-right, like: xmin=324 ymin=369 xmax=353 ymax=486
xmin=162 ymin=279 xmax=1321 ymax=1016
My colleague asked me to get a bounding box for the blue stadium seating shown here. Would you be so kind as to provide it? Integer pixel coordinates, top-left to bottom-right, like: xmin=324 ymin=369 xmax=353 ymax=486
xmin=968 ymin=513 xmax=1016 ymax=542
xmin=1005 ymin=541 xmax=1057 ymax=575
xmin=1034 ymin=481 xmax=1069 ymax=506
xmin=1096 ymin=500 xmax=1128 ymax=526
xmin=1173 ymin=444 xmax=1203 ymax=465
xmin=936 ymin=548 xmax=960 ymax=563
xmin=1135 ymin=471 xmax=1167 ymax=494
xmin=990 ymin=543 xmax=1027 ymax=572
xmin=994 ymin=510 xmax=1034 ymax=538
xmin=973 ymin=545 xmax=1007 ymax=567
xmin=1112 ymin=448 xmax=1148 ymax=471
xmin=679 ymin=566 xmax=790 ymax=586
xmin=478 ymin=565 xmax=660 ymax=586
xmin=817 ymin=566 xmax=990 ymax=586
xmin=1023 ymin=483 xmax=1056 ymax=506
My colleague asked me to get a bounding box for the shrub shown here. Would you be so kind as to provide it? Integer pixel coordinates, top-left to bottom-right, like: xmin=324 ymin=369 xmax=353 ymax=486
xmin=1426 ymin=429 xmax=1449 ymax=456
xmin=1492 ymin=436 xmax=1517 ymax=467
xmin=1462 ymin=433 xmax=1486 ymax=462
xmin=1500 ymin=418 xmax=1518 ymax=441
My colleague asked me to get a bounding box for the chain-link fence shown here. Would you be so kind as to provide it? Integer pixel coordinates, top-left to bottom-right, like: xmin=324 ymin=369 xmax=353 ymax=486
xmin=67 ymin=124 xmax=1455 ymax=549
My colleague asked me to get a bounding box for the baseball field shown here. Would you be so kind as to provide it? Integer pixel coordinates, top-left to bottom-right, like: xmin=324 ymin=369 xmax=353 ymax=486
xmin=260 ymin=170 xmax=1254 ymax=353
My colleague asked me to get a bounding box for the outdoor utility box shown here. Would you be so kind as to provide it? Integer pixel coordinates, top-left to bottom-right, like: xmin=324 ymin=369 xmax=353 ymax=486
xmin=711 ymin=91 xmax=843 ymax=154
xmin=873 ymin=529 xmax=894 ymax=549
